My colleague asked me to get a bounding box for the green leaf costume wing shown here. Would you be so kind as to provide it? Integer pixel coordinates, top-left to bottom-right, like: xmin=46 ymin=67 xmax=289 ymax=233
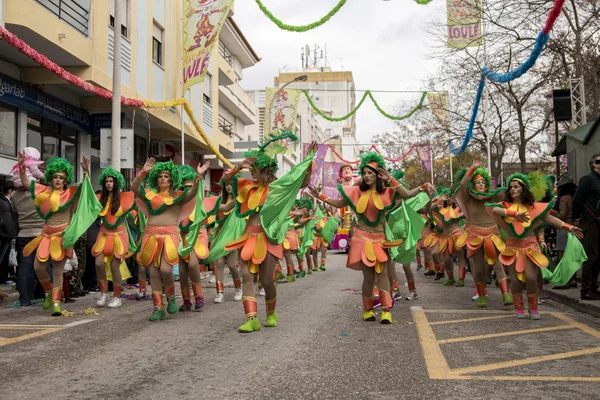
xmin=62 ymin=175 xmax=103 ymax=249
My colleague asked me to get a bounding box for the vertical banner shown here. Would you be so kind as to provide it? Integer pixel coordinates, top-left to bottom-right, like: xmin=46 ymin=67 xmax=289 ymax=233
xmin=322 ymin=162 xmax=342 ymax=200
xmin=447 ymin=0 xmax=483 ymax=49
xmin=427 ymin=92 xmax=449 ymax=127
xmin=416 ymin=144 xmax=432 ymax=172
xmin=182 ymin=0 xmax=234 ymax=93
xmin=264 ymin=88 xmax=301 ymax=155
xmin=304 ymin=144 xmax=329 ymax=186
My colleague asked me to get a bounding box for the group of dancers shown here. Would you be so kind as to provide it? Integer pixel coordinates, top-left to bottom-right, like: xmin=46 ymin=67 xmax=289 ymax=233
xmin=13 ymin=131 xmax=585 ymax=329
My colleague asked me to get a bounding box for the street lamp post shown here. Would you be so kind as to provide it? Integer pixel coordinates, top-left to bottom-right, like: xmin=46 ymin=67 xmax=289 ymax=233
xmin=267 ymin=74 xmax=308 ymax=133
xmin=545 ymin=92 xmax=560 ymax=177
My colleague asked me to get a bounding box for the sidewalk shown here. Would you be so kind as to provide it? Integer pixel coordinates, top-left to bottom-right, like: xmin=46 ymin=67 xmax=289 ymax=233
xmin=542 ymin=284 xmax=600 ymax=318
xmin=0 ymin=282 xmax=19 ymax=307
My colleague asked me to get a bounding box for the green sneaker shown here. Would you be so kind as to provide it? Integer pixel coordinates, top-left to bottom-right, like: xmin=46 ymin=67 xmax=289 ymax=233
xmin=477 ymin=295 xmax=488 ymax=308
xmin=149 ymin=307 xmax=166 ymax=321
xmin=312 ymin=267 xmax=319 ymax=272
xmin=276 ymin=271 xmax=286 ymax=280
xmin=296 ymin=270 xmax=307 ymax=278
xmin=503 ymin=293 xmax=514 ymax=306
xmin=307 ymin=268 xmax=312 ymax=275
xmin=167 ymin=295 xmax=178 ymax=314
xmin=456 ymin=278 xmax=465 ymax=287
xmin=319 ymin=264 xmax=326 ymax=271
xmin=238 ymin=318 xmax=261 ymax=333
xmin=285 ymin=274 xmax=296 ymax=283
xmin=265 ymin=312 xmax=278 ymax=327
xmin=51 ymin=302 xmax=62 ymax=317
xmin=444 ymin=278 xmax=456 ymax=286
xmin=42 ymin=294 xmax=52 ymax=310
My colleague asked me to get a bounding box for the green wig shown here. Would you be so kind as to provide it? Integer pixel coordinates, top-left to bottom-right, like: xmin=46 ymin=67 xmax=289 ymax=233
xmin=146 ymin=160 xmax=181 ymax=191
xmin=453 ymin=168 xmax=468 ymax=185
xmin=358 ymin=152 xmax=386 ymax=175
xmin=98 ymin=167 xmax=125 ymax=191
xmin=467 ymin=168 xmax=492 ymax=192
xmin=545 ymin=175 xmax=556 ymax=200
xmin=527 ymin=171 xmax=549 ymax=202
xmin=44 ymin=157 xmax=74 ymax=186
xmin=435 ymin=186 xmax=450 ymax=197
xmin=506 ymin=173 xmax=531 ymax=190
xmin=244 ymin=129 xmax=300 ymax=173
xmin=178 ymin=165 xmax=197 ymax=189
xmin=243 ymin=149 xmax=279 ymax=172
xmin=302 ymin=197 xmax=314 ymax=210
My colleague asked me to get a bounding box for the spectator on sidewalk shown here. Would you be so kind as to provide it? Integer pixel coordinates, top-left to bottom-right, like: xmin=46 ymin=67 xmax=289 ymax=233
xmin=573 ymin=154 xmax=600 ymax=300
xmin=0 ymin=180 xmax=17 ymax=284
xmin=553 ymin=173 xmax=577 ymax=289
xmin=12 ymin=160 xmax=45 ymax=307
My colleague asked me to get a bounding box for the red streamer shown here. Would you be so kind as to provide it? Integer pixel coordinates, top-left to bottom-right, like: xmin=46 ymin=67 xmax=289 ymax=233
xmin=543 ymin=0 xmax=566 ymax=34
xmin=327 ymin=145 xmax=359 ymax=164
xmin=0 ymin=26 xmax=145 ymax=108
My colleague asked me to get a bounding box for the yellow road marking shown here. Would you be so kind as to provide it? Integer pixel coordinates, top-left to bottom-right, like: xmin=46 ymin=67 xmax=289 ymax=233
xmin=553 ymin=313 xmax=600 ymax=340
xmin=0 ymin=328 xmax=63 ymax=346
xmin=429 ymin=315 xmax=514 ymax=326
xmin=412 ymin=307 xmax=451 ymax=379
xmin=450 ymin=347 xmax=600 ymax=376
xmin=437 ymin=324 xmax=575 ymax=344
xmin=411 ymin=306 xmax=600 ymax=382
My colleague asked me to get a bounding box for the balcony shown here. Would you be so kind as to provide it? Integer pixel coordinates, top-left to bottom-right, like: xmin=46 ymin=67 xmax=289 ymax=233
xmin=216 ymin=42 xmax=235 ymax=86
xmin=218 ymin=83 xmax=257 ymax=125
xmin=35 ymin=0 xmax=90 ymax=36
xmin=218 ymin=41 xmax=234 ymax=67
xmin=218 ymin=114 xmax=235 ymax=138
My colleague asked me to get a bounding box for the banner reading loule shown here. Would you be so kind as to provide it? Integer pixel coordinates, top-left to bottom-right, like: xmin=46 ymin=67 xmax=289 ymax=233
xmin=447 ymin=0 xmax=482 ymax=49
xmin=264 ymin=87 xmax=301 ymax=155
xmin=182 ymin=0 xmax=233 ymax=93
xmin=427 ymin=92 xmax=449 ymax=127
xmin=322 ymin=162 xmax=342 ymax=200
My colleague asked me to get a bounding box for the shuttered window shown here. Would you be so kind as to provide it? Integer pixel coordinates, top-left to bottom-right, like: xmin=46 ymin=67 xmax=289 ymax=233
xmin=109 ymin=0 xmax=130 ymax=38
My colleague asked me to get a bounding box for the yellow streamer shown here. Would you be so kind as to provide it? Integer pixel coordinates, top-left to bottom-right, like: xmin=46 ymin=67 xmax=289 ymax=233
xmin=143 ymin=98 xmax=234 ymax=168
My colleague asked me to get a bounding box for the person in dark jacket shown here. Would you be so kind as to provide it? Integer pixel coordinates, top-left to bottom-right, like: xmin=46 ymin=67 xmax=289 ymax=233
xmin=0 ymin=180 xmax=17 ymax=285
xmin=573 ymin=153 xmax=600 ymax=300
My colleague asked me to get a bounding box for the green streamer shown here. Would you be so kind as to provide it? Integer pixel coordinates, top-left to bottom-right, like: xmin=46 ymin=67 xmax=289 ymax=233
xmin=255 ymin=0 xmax=347 ymax=32
xmin=302 ymin=90 xmax=428 ymax=122
xmin=415 ymin=0 xmax=434 ymax=4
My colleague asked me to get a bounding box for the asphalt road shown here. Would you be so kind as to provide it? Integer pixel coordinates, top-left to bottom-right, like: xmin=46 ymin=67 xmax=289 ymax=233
xmin=1 ymin=252 xmax=600 ymax=400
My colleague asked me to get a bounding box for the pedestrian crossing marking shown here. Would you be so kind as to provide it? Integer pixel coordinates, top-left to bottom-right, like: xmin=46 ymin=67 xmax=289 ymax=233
xmin=412 ymin=306 xmax=600 ymax=382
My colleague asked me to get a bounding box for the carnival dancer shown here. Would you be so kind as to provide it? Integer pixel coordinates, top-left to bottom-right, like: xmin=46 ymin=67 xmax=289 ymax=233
xmin=431 ymin=189 xmax=467 ymax=286
xmin=419 ymin=205 xmax=437 ymax=277
xmin=176 ymin=164 xmax=218 ymax=310
xmin=309 ymin=152 xmax=433 ymax=324
xmin=486 ymin=173 xmax=583 ymax=319
xmin=222 ymin=132 xmax=316 ymax=333
xmin=203 ymin=179 xmax=245 ymax=303
xmin=17 ymin=153 xmax=100 ymax=316
xmin=296 ymin=198 xmax=318 ymax=276
xmin=132 ymin=158 xmax=209 ymax=321
xmin=93 ymin=168 xmax=136 ymax=309
xmin=454 ymin=156 xmax=512 ymax=307
xmin=310 ymin=205 xmax=333 ymax=272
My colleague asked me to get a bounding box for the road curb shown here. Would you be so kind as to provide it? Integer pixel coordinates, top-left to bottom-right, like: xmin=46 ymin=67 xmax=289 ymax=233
xmin=0 ymin=292 xmax=20 ymax=308
xmin=542 ymin=287 xmax=600 ymax=319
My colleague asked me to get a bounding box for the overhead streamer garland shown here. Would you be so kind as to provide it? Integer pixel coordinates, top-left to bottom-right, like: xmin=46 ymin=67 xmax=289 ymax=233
xmin=303 ymin=90 xmax=428 ymax=122
xmin=0 ymin=25 xmax=233 ymax=168
xmin=415 ymin=0 xmax=435 ymax=4
xmin=255 ymin=0 xmax=347 ymax=32
xmin=327 ymin=144 xmax=419 ymax=164
xmin=449 ymin=0 xmax=566 ymax=155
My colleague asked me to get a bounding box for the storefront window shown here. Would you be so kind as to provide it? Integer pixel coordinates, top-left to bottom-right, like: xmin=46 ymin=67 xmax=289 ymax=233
xmin=43 ymin=136 xmax=59 ymax=161
xmin=0 ymin=104 xmax=17 ymax=157
xmin=27 ymin=129 xmax=42 ymax=150
xmin=61 ymin=140 xmax=77 ymax=168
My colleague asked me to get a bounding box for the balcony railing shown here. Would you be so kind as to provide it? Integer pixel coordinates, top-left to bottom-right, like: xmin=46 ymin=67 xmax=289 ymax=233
xmin=218 ymin=114 xmax=234 ymax=137
xmin=35 ymin=0 xmax=90 ymax=36
xmin=218 ymin=41 xmax=233 ymax=67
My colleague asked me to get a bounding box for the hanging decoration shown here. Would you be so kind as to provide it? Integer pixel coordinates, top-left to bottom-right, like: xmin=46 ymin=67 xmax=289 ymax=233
xmin=326 ymin=144 xmax=420 ymax=165
xmin=0 ymin=25 xmax=233 ymax=168
xmin=255 ymin=0 xmax=347 ymax=32
xmin=303 ymin=90 xmax=428 ymax=122
xmin=450 ymin=0 xmax=566 ymax=155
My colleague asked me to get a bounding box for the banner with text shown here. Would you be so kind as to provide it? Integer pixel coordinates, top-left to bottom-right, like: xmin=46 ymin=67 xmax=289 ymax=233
xmin=322 ymin=162 xmax=342 ymax=200
xmin=416 ymin=144 xmax=432 ymax=172
xmin=447 ymin=0 xmax=482 ymax=48
xmin=304 ymin=143 xmax=329 ymax=186
xmin=427 ymin=92 xmax=449 ymax=127
xmin=265 ymin=87 xmax=301 ymax=155
xmin=182 ymin=0 xmax=233 ymax=93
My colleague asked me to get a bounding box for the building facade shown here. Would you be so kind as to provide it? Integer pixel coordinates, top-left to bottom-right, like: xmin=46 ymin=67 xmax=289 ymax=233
xmin=0 ymin=0 xmax=259 ymax=194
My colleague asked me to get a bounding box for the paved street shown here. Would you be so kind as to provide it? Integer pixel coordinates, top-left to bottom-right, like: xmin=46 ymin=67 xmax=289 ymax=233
xmin=2 ymin=252 xmax=600 ymax=400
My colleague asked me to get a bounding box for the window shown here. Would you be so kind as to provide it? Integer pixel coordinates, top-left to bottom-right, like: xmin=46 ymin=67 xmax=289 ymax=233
xmin=203 ymin=73 xmax=212 ymax=104
xmin=109 ymin=0 xmax=129 ymax=38
xmin=134 ymin=135 xmax=147 ymax=165
xmin=0 ymin=104 xmax=17 ymax=157
xmin=152 ymin=21 xmax=164 ymax=66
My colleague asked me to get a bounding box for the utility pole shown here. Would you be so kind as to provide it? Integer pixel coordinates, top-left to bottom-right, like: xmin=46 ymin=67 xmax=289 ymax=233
xmin=111 ymin=0 xmax=123 ymax=170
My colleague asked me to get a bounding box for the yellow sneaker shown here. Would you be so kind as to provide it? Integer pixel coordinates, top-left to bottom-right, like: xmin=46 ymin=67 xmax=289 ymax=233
xmin=380 ymin=311 xmax=392 ymax=324
xmin=238 ymin=318 xmax=261 ymax=333
xmin=363 ymin=310 xmax=376 ymax=321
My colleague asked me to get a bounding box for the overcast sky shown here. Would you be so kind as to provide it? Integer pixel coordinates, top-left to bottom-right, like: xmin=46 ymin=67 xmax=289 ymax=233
xmin=234 ymin=0 xmax=446 ymax=144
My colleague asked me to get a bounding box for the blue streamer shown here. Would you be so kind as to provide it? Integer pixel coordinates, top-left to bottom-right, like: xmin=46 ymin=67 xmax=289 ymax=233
xmin=449 ymin=76 xmax=486 ymax=155
xmin=450 ymin=31 xmax=551 ymax=155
